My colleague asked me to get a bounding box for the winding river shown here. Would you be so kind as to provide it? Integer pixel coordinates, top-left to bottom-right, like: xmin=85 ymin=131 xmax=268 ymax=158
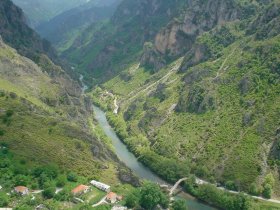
xmin=92 ymin=105 xmax=216 ymax=210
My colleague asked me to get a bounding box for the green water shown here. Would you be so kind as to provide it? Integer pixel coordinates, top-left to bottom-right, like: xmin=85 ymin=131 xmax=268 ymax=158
xmin=93 ymin=105 xmax=216 ymax=210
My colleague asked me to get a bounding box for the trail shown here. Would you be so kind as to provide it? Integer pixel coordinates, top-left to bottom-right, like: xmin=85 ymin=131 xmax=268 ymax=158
xmin=113 ymin=97 xmax=119 ymax=114
xmin=92 ymin=196 xmax=107 ymax=207
xmin=121 ymin=60 xmax=182 ymax=107
xmin=170 ymin=177 xmax=280 ymax=204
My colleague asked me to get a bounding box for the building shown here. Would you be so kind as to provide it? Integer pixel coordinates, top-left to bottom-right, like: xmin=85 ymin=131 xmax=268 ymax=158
xmin=112 ymin=206 xmax=127 ymax=210
xmin=14 ymin=186 xmax=29 ymax=195
xmin=90 ymin=180 xmax=110 ymax=192
xmin=106 ymin=192 xmax=118 ymax=203
xmin=71 ymin=185 xmax=90 ymax=196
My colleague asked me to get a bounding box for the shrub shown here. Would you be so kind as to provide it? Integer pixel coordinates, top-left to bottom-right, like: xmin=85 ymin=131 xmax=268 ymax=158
xmin=0 ymin=192 xmax=9 ymax=207
xmin=225 ymin=181 xmax=238 ymax=191
xmin=125 ymin=189 xmax=140 ymax=208
xmin=56 ymin=175 xmax=67 ymax=187
xmin=139 ymin=182 xmax=169 ymax=210
xmin=172 ymin=199 xmax=187 ymax=210
xmin=67 ymin=172 xmax=78 ymax=182
xmin=263 ymin=184 xmax=272 ymax=199
xmin=54 ymin=190 xmax=72 ymax=201
xmin=248 ymin=183 xmax=261 ymax=196
xmin=42 ymin=187 xmax=56 ymax=199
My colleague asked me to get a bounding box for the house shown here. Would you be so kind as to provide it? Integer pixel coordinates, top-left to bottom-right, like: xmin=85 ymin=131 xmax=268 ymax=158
xmin=14 ymin=186 xmax=29 ymax=195
xmin=112 ymin=206 xmax=127 ymax=210
xmin=90 ymin=180 xmax=110 ymax=192
xmin=71 ymin=185 xmax=90 ymax=196
xmin=106 ymin=192 xmax=118 ymax=203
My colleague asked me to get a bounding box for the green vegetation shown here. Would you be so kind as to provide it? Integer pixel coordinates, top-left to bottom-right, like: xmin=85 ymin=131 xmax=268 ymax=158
xmin=89 ymin=0 xmax=280 ymax=206
xmin=125 ymin=181 xmax=169 ymax=209
xmin=172 ymin=199 xmax=187 ymax=210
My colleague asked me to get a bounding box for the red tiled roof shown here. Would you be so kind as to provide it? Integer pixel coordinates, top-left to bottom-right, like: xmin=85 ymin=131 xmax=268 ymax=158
xmin=71 ymin=185 xmax=89 ymax=194
xmin=15 ymin=186 xmax=28 ymax=192
xmin=107 ymin=192 xmax=117 ymax=200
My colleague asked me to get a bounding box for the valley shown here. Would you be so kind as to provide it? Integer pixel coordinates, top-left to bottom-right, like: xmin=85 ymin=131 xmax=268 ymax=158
xmin=0 ymin=0 xmax=280 ymax=209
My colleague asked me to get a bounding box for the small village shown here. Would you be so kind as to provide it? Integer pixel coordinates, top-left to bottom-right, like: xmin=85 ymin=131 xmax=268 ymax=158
xmin=0 ymin=179 xmax=126 ymax=210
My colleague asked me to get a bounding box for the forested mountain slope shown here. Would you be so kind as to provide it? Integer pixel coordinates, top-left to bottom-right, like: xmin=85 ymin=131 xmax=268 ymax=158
xmin=0 ymin=1 xmax=126 ymax=208
xmin=36 ymin=0 xmax=121 ymax=53
xmin=89 ymin=0 xmax=280 ymax=199
xmin=0 ymin=0 xmax=56 ymax=62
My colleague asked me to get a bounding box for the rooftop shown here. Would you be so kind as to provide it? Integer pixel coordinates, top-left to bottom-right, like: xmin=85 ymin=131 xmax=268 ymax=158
xmin=71 ymin=185 xmax=89 ymax=194
xmin=107 ymin=192 xmax=117 ymax=200
xmin=14 ymin=186 xmax=28 ymax=192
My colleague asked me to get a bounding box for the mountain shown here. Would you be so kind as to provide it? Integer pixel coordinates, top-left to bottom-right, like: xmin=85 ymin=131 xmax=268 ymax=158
xmin=36 ymin=0 xmax=121 ymax=53
xmin=11 ymin=0 xmax=91 ymax=27
xmin=0 ymin=0 xmax=57 ymax=62
xmin=0 ymin=0 xmax=134 ymax=208
xmin=2 ymin=0 xmax=280 ymax=208
xmin=85 ymin=0 xmax=280 ymax=202
xmin=62 ymin=0 xmax=189 ymax=83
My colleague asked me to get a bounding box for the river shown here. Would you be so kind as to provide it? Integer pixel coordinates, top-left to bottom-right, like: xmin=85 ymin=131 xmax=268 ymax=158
xmin=92 ymin=105 xmax=216 ymax=210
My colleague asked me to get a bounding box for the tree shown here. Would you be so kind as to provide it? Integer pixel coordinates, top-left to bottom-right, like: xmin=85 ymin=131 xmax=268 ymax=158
xmin=265 ymin=173 xmax=275 ymax=187
xmin=0 ymin=192 xmax=9 ymax=207
xmin=233 ymin=194 xmax=253 ymax=210
xmin=263 ymin=184 xmax=272 ymax=199
xmin=67 ymin=172 xmax=78 ymax=182
xmin=225 ymin=181 xmax=237 ymax=191
xmin=14 ymin=175 xmax=28 ymax=186
xmin=56 ymin=175 xmax=67 ymax=187
xmin=54 ymin=190 xmax=73 ymax=201
xmin=172 ymin=199 xmax=187 ymax=210
xmin=248 ymin=183 xmax=261 ymax=196
xmin=139 ymin=182 xmax=168 ymax=210
xmin=125 ymin=189 xmax=140 ymax=208
xmin=42 ymin=187 xmax=56 ymax=199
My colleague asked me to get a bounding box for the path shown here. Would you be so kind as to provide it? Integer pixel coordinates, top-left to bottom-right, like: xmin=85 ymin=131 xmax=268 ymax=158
xmin=92 ymin=196 xmax=107 ymax=207
xmin=121 ymin=59 xmax=183 ymax=107
xmin=113 ymin=97 xmax=119 ymax=114
xmin=170 ymin=177 xmax=280 ymax=204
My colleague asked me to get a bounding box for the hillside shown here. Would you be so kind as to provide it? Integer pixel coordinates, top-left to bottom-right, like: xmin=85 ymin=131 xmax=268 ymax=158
xmin=0 ymin=0 xmax=135 ymax=208
xmin=88 ymin=0 xmax=280 ymax=200
xmin=36 ymin=0 xmax=120 ymax=53
xmin=0 ymin=0 xmax=57 ymax=62
xmin=62 ymin=0 xmax=188 ymax=83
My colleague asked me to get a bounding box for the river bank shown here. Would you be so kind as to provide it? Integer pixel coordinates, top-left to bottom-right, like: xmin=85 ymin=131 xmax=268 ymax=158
xmin=92 ymin=104 xmax=216 ymax=210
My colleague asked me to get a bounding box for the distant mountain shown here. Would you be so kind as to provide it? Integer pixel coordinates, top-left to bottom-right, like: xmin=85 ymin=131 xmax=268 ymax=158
xmin=36 ymin=0 xmax=121 ymax=53
xmin=12 ymin=0 xmax=118 ymax=27
xmin=62 ymin=0 xmax=187 ymax=83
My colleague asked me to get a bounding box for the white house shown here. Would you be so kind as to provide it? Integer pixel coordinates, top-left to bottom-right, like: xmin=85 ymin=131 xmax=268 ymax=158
xmin=112 ymin=206 xmax=127 ymax=210
xmin=90 ymin=180 xmax=110 ymax=192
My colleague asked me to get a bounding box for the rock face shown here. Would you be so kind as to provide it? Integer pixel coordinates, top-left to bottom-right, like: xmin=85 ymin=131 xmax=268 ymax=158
xmin=0 ymin=0 xmax=57 ymax=62
xmin=141 ymin=0 xmax=258 ymax=72
xmin=140 ymin=42 xmax=166 ymax=72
